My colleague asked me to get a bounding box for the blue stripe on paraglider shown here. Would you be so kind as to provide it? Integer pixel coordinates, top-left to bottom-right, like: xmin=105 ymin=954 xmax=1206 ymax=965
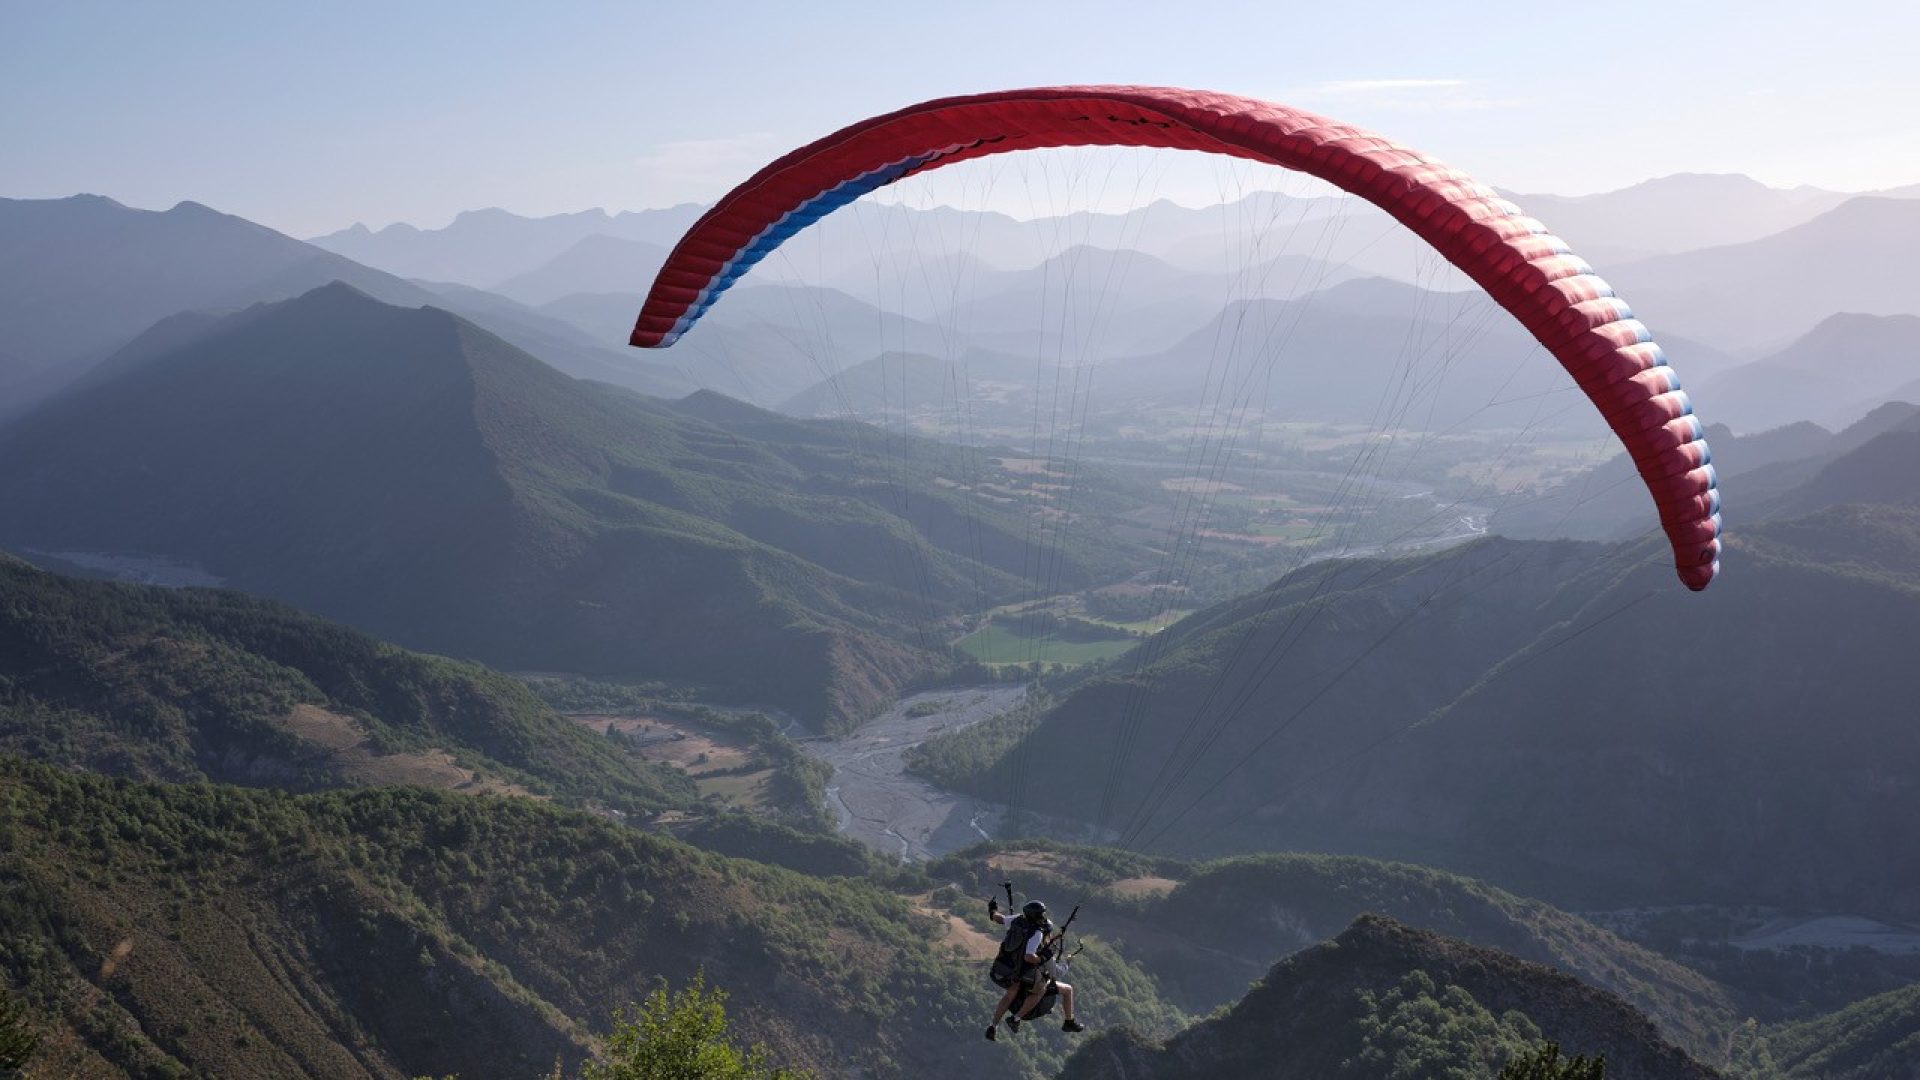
xmin=667 ymin=153 xmax=935 ymax=340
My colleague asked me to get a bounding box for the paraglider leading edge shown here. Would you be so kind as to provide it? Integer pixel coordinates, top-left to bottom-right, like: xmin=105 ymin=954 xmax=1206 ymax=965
xmin=627 ymin=85 xmax=1722 ymax=592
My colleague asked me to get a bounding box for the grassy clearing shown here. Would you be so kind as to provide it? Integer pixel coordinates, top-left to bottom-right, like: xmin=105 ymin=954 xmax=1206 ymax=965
xmin=573 ymin=713 xmax=772 ymax=813
xmin=694 ymin=769 xmax=775 ymax=809
xmin=953 ymin=623 xmax=1137 ymax=668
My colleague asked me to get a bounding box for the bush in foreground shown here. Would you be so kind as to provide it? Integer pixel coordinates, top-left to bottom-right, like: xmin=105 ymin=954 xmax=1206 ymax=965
xmin=583 ymin=976 xmax=810 ymax=1080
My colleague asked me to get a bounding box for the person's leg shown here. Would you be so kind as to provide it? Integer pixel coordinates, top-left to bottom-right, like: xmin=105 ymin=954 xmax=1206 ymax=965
xmin=1058 ymin=982 xmax=1085 ymax=1031
xmin=989 ymin=981 xmax=1019 ymax=1027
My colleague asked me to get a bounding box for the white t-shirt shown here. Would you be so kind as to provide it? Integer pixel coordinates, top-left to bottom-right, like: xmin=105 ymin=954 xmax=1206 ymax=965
xmin=996 ymin=914 xmax=1049 ymax=959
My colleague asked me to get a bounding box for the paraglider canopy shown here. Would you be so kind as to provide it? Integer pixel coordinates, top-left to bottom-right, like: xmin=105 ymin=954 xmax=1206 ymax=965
xmin=630 ymin=85 xmax=1720 ymax=591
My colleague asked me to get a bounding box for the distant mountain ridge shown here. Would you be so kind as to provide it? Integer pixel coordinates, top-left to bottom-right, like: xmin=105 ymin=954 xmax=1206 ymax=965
xmin=1511 ymin=173 xmax=1855 ymax=256
xmin=1693 ymin=312 xmax=1920 ymax=433
xmin=1612 ymin=196 xmax=1920 ymax=349
xmin=306 ymin=172 xmax=1917 ymax=312
xmin=0 ymin=194 xmax=688 ymax=414
xmin=310 ymin=203 xmax=705 ymax=285
xmin=0 ymin=195 xmax=429 ymax=411
xmin=1095 ymin=283 xmax=1603 ymax=435
xmin=1492 ymin=401 xmax=1920 ymax=543
xmin=492 ymin=233 xmax=668 ymax=306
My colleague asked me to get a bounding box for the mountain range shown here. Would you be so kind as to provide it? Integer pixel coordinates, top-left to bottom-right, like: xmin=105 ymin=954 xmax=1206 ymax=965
xmin=310 ymin=173 xmax=1915 ymax=302
xmin=0 ymin=195 xmax=689 ymax=416
xmin=298 ymin=176 xmax=1920 ymax=409
xmin=1060 ymin=914 xmax=1718 ymax=1080
xmin=1691 ymin=314 xmax=1920 ymax=434
xmin=1492 ymin=402 xmax=1920 ymax=544
xmin=0 ymin=542 xmax=1777 ymax=1079
xmin=491 ymin=234 xmax=669 ymax=307
xmin=310 ymin=203 xmax=704 ymax=285
xmin=21 ymin=184 xmax=1920 ymax=445
xmin=14 ymin=741 xmax=1775 ymax=1080
xmin=0 ymin=283 xmax=1147 ymax=727
xmin=1612 ymin=196 xmax=1920 ymax=350
xmin=8 ymin=166 xmax=1920 ymax=1078
xmin=920 ymin=432 xmax=1920 ymax=917
xmin=931 ymin=843 xmax=1741 ymax=1065
xmin=6 ymin=536 xmax=1913 ymax=1077
xmin=1510 ymin=173 xmax=1862 ymax=259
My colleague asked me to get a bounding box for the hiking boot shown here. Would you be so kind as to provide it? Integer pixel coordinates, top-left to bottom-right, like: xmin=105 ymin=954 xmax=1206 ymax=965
xmin=1006 ymin=1015 xmax=1022 ymax=1034
xmin=1062 ymin=1018 xmax=1086 ymax=1033
xmin=984 ymin=1024 xmax=997 ymax=1042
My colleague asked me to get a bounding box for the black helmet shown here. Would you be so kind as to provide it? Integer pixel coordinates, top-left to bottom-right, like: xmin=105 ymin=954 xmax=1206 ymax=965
xmin=1022 ymin=900 xmax=1048 ymax=921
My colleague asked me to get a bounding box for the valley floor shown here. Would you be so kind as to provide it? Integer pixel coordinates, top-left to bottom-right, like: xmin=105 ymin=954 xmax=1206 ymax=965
xmin=801 ymin=685 xmax=1026 ymax=859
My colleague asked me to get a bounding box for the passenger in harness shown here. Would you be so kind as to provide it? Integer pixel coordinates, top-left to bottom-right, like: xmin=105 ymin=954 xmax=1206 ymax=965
xmin=983 ymin=897 xmax=1085 ymax=1041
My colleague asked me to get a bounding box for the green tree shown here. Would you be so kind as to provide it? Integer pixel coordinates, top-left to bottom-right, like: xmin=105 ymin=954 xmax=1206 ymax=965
xmin=1342 ymin=971 xmax=1542 ymax=1080
xmin=1497 ymin=1042 xmax=1605 ymax=1080
xmin=0 ymin=986 xmax=40 ymax=1075
xmin=1722 ymin=1019 xmax=1782 ymax=1080
xmin=583 ymin=976 xmax=809 ymax=1080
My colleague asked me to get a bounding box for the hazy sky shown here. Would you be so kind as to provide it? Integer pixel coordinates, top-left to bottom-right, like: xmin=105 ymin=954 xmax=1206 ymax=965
xmin=6 ymin=0 xmax=1917 ymax=236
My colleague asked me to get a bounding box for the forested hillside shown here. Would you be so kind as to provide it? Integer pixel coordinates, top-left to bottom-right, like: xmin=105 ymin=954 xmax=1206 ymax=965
xmin=916 ymin=504 xmax=1920 ymax=918
xmin=1058 ymin=915 xmax=1720 ymax=1080
xmin=0 ymin=760 xmax=1157 ymax=1080
xmin=0 ymin=555 xmax=690 ymax=810
xmin=0 ymin=284 xmax=1150 ymax=728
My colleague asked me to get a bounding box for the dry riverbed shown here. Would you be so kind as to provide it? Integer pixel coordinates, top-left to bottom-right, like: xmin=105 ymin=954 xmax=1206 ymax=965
xmin=801 ymin=685 xmax=1026 ymax=861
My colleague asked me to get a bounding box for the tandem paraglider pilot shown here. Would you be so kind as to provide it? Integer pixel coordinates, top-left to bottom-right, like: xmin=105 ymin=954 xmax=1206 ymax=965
xmin=984 ymin=897 xmax=1084 ymax=1041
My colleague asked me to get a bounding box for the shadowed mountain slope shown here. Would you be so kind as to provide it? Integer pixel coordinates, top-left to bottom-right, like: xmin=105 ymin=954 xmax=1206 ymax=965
xmin=0 ymin=284 xmax=1144 ymax=727
xmin=924 ymin=499 xmax=1920 ymax=917
xmin=1059 ymin=914 xmax=1721 ymax=1080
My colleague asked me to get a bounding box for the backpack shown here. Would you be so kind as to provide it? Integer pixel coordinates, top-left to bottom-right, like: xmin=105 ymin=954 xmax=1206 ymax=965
xmin=989 ymin=915 xmax=1043 ymax=988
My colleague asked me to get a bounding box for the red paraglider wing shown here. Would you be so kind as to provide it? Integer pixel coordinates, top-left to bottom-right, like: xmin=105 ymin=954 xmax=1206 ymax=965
xmin=630 ymin=85 xmax=1720 ymax=591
